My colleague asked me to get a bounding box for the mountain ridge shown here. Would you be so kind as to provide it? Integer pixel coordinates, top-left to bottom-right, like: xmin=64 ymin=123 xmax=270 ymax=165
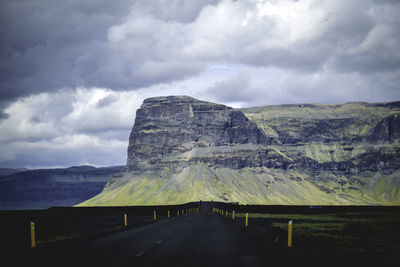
xmin=79 ymin=96 xmax=400 ymax=206
xmin=0 ymin=165 xmax=124 ymax=209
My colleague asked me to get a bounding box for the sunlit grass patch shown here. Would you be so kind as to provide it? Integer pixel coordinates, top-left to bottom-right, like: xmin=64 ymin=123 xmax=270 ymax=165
xmin=234 ymin=211 xmax=400 ymax=253
xmin=270 ymin=221 xmax=346 ymax=236
xmin=235 ymin=213 xmax=347 ymax=222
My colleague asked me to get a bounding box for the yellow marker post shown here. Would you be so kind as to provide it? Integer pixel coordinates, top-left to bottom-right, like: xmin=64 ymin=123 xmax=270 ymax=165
xmin=226 ymin=210 xmax=228 ymax=217
xmin=177 ymin=210 xmax=180 ymax=216
xmin=124 ymin=213 xmax=128 ymax=227
xmin=232 ymin=210 xmax=235 ymax=220
xmin=154 ymin=210 xmax=157 ymax=221
xmin=182 ymin=209 xmax=184 ymax=215
xmin=288 ymin=220 xmax=293 ymax=247
xmin=30 ymin=221 xmax=35 ymax=248
xmin=168 ymin=210 xmax=170 ymax=218
xmin=245 ymin=213 xmax=248 ymax=227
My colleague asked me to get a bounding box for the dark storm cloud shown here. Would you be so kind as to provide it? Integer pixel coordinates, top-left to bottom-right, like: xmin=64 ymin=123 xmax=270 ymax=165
xmin=1 ymin=0 xmax=400 ymax=168
xmin=1 ymin=0 xmax=399 ymax=105
xmin=0 ymin=0 xmax=218 ymax=106
xmin=0 ymin=0 xmax=132 ymax=101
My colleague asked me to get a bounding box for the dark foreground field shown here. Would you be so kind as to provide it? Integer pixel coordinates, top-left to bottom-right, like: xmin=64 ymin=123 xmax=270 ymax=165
xmin=1 ymin=203 xmax=400 ymax=266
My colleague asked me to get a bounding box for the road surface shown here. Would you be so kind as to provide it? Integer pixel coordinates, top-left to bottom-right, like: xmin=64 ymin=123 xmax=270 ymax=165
xmin=29 ymin=202 xmax=272 ymax=267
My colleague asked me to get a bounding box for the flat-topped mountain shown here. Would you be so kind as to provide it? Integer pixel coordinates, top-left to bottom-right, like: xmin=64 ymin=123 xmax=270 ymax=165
xmin=80 ymin=96 xmax=400 ymax=206
xmin=127 ymin=96 xmax=269 ymax=172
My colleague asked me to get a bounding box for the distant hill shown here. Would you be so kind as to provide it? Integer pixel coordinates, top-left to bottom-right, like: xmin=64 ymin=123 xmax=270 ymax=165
xmin=79 ymin=96 xmax=400 ymax=206
xmin=0 ymin=165 xmax=124 ymax=209
xmin=0 ymin=168 xmax=28 ymax=177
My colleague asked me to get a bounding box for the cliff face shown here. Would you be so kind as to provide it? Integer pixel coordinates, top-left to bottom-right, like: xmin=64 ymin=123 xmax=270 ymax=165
xmin=79 ymin=97 xmax=400 ymax=206
xmin=241 ymin=102 xmax=400 ymax=174
xmin=127 ymin=96 xmax=269 ymax=171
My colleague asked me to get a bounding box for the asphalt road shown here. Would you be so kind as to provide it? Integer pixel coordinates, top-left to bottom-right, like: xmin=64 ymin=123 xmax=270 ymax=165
xmin=28 ymin=202 xmax=271 ymax=267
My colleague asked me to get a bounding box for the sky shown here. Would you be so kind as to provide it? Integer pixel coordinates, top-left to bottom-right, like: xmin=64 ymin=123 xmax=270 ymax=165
xmin=0 ymin=0 xmax=400 ymax=169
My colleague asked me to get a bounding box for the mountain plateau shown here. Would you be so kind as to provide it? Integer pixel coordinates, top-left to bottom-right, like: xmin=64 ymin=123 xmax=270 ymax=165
xmin=79 ymin=96 xmax=400 ymax=206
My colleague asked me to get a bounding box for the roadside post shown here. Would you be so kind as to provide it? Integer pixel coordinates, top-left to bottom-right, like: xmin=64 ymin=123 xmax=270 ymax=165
xmin=245 ymin=213 xmax=248 ymax=227
xmin=30 ymin=221 xmax=36 ymax=248
xmin=288 ymin=220 xmax=293 ymax=247
xmin=124 ymin=213 xmax=128 ymax=227
xmin=232 ymin=210 xmax=235 ymax=220
xmin=177 ymin=210 xmax=180 ymax=216
xmin=154 ymin=210 xmax=157 ymax=221
xmin=168 ymin=210 xmax=170 ymax=218
xmin=226 ymin=210 xmax=228 ymax=217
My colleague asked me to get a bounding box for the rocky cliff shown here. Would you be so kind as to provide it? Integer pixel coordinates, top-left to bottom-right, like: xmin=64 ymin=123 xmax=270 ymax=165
xmin=79 ymin=96 xmax=400 ymax=206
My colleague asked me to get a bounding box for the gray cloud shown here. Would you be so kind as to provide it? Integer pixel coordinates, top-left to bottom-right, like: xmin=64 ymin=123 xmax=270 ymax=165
xmin=1 ymin=0 xmax=399 ymax=103
xmin=0 ymin=0 xmax=218 ymax=105
xmin=1 ymin=0 xmax=400 ymax=168
xmin=0 ymin=0 xmax=131 ymax=100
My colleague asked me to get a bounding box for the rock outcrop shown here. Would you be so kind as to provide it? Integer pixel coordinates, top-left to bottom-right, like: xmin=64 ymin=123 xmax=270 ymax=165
xmin=127 ymin=96 xmax=269 ymax=172
xmin=80 ymin=97 xmax=400 ymax=206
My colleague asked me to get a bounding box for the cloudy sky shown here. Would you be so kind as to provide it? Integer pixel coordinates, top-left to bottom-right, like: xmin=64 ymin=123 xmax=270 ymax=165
xmin=1 ymin=0 xmax=400 ymax=169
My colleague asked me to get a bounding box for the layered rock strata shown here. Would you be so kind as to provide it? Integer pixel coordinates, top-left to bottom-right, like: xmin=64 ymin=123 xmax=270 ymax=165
xmin=80 ymin=97 xmax=400 ymax=206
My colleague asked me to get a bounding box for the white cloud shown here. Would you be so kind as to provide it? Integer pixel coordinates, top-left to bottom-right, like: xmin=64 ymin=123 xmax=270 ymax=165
xmin=2 ymin=0 xmax=399 ymax=99
xmin=1 ymin=0 xmax=400 ymax=168
xmin=0 ymin=79 xmax=223 ymax=167
xmin=0 ymin=88 xmax=139 ymax=167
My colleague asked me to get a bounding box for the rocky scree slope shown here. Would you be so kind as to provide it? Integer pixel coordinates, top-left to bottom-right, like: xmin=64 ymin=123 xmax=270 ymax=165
xmin=79 ymin=96 xmax=400 ymax=206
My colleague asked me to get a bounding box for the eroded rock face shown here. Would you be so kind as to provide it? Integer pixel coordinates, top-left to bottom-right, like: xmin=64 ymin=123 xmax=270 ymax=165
xmin=79 ymin=97 xmax=400 ymax=206
xmin=127 ymin=96 xmax=400 ymax=176
xmin=127 ymin=96 xmax=270 ymax=171
xmin=370 ymin=113 xmax=400 ymax=142
xmin=242 ymin=102 xmax=400 ymax=174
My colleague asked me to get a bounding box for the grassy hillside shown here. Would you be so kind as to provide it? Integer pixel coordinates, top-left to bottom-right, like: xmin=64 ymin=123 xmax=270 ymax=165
xmin=78 ymin=165 xmax=400 ymax=206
